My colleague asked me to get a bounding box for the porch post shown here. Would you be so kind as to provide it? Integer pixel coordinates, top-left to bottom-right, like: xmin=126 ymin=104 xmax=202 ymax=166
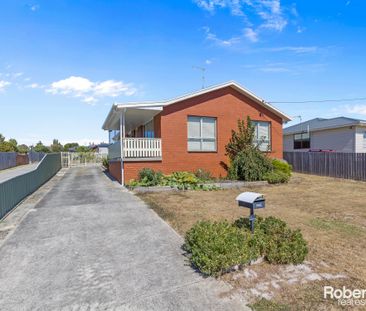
xmin=119 ymin=110 xmax=126 ymax=186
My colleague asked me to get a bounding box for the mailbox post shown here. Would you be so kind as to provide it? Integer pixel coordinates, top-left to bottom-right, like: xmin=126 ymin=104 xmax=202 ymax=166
xmin=235 ymin=192 xmax=265 ymax=234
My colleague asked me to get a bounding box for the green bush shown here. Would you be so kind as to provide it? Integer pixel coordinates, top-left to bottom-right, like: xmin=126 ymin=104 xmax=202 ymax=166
xmin=234 ymin=216 xmax=308 ymax=265
xmin=184 ymin=221 xmax=253 ymax=276
xmin=264 ymin=170 xmax=290 ymax=184
xmin=102 ymin=157 xmax=109 ymax=170
xmin=259 ymin=217 xmax=308 ymax=264
xmin=184 ymin=217 xmax=308 ymax=276
xmin=228 ymin=148 xmax=272 ymax=181
xmin=194 ymin=168 xmax=213 ymax=181
xmin=137 ymin=168 xmax=163 ymax=186
xmin=272 ymin=159 xmax=292 ymax=176
xmin=163 ymin=171 xmax=200 ymax=190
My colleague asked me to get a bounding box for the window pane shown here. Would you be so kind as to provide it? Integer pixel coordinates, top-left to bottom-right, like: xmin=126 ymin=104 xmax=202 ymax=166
xmin=202 ymin=139 xmax=216 ymax=151
xmin=258 ymin=141 xmax=270 ymax=151
xmin=257 ymin=122 xmax=269 ymax=139
xmin=188 ymin=139 xmax=201 ymax=151
xmin=202 ymin=118 xmax=216 ymax=139
xmin=302 ymin=132 xmax=310 ymax=139
xmin=294 ymin=134 xmax=302 ymax=141
xmin=188 ymin=116 xmax=201 ymax=138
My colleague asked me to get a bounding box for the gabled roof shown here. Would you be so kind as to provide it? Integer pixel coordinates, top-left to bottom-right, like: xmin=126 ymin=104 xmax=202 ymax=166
xmin=283 ymin=117 xmax=366 ymax=135
xmin=102 ymin=81 xmax=291 ymax=130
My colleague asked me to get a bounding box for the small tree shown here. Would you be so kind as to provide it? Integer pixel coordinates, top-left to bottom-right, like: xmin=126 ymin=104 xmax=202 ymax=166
xmin=50 ymin=139 xmax=63 ymax=152
xmin=34 ymin=141 xmax=50 ymax=153
xmin=64 ymin=142 xmax=79 ymax=151
xmin=225 ymin=118 xmax=272 ymax=181
xmin=225 ymin=117 xmax=255 ymax=161
xmin=0 ymin=141 xmax=17 ymax=152
xmin=0 ymin=133 xmax=5 ymax=143
xmin=18 ymin=144 xmax=29 ymax=154
xmin=8 ymin=138 xmax=18 ymax=152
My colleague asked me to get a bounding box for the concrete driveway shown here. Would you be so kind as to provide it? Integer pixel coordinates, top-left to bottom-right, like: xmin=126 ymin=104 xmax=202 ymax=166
xmin=0 ymin=167 xmax=247 ymax=310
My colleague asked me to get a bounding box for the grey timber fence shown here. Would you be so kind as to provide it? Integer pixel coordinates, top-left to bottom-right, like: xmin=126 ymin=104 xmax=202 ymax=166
xmin=284 ymin=152 xmax=366 ymax=181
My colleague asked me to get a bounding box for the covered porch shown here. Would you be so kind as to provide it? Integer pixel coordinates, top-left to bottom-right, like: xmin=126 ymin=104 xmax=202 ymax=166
xmin=102 ymin=103 xmax=163 ymax=161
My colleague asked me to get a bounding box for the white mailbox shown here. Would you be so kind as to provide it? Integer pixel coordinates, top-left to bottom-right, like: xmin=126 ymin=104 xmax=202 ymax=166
xmin=235 ymin=192 xmax=265 ymax=233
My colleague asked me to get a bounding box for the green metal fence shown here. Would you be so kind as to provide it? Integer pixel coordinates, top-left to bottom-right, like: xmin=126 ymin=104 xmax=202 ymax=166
xmin=0 ymin=153 xmax=61 ymax=219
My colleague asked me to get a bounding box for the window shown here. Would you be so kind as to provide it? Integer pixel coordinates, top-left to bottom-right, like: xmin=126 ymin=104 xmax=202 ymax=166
xmin=363 ymin=132 xmax=366 ymax=149
xmin=253 ymin=121 xmax=271 ymax=151
xmin=188 ymin=116 xmax=217 ymax=151
xmin=294 ymin=132 xmax=310 ymax=149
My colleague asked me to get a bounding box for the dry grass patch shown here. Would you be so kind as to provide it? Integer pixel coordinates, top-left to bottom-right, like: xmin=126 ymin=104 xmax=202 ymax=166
xmin=137 ymin=173 xmax=366 ymax=309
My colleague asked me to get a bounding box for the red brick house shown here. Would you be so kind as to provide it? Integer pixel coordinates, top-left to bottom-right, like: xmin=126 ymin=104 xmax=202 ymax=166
xmin=102 ymin=81 xmax=291 ymax=185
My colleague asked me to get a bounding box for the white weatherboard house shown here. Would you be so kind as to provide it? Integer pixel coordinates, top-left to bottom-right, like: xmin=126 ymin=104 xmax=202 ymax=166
xmin=283 ymin=117 xmax=366 ymax=153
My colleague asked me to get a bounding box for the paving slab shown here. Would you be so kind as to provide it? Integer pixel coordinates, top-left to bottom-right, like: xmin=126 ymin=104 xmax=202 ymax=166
xmin=0 ymin=166 xmax=248 ymax=310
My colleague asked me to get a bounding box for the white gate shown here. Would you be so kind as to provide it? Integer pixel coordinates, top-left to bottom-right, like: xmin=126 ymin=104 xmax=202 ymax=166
xmin=61 ymin=152 xmax=106 ymax=168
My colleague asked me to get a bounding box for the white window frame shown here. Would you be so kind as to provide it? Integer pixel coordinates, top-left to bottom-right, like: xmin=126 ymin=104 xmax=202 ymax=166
xmin=187 ymin=116 xmax=217 ymax=152
xmin=252 ymin=121 xmax=271 ymax=152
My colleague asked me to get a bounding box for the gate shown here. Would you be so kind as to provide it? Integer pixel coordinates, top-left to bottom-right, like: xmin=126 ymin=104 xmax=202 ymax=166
xmin=61 ymin=152 xmax=106 ymax=168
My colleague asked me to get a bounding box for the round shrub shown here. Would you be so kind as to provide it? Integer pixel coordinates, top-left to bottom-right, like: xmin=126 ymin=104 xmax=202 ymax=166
xmin=264 ymin=170 xmax=290 ymax=184
xmin=228 ymin=149 xmax=272 ymax=181
xmin=137 ymin=168 xmax=163 ymax=186
xmin=235 ymin=216 xmax=308 ymax=265
xmin=265 ymin=228 xmax=308 ymax=264
xmin=272 ymin=159 xmax=292 ymax=176
xmin=184 ymin=221 xmax=254 ymax=276
xmin=259 ymin=217 xmax=308 ymax=264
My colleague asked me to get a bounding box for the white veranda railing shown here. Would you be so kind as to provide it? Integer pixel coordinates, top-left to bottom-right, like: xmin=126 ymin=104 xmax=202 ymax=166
xmin=108 ymin=138 xmax=162 ymax=159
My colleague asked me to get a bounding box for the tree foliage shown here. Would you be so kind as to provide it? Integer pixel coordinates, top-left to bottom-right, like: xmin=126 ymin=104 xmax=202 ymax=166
xmin=225 ymin=117 xmax=256 ymax=161
xmin=34 ymin=141 xmax=50 ymax=153
xmin=17 ymin=144 xmax=29 ymax=154
xmin=64 ymin=143 xmax=79 ymax=151
xmin=0 ymin=141 xmax=17 ymax=152
xmin=50 ymin=139 xmax=63 ymax=152
xmin=225 ymin=117 xmax=272 ymax=181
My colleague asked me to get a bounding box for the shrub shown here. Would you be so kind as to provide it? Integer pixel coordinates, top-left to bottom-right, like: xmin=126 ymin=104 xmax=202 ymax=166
xmin=235 ymin=216 xmax=308 ymax=265
xmin=184 ymin=221 xmax=253 ymax=276
xmin=264 ymin=170 xmax=290 ymax=184
xmin=228 ymin=148 xmax=272 ymax=181
xmin=194 ymin=168 xmax=213 ymax=181
xmin=272 ymin=159 xmax=292 ymax=176
xmin=185 ymin=217 xmax=308 ymax=276
xmin=259 ymin=217 xmax=308 ymax=264
xmin=137 ymin=168 xmax=163 ymax=186
xmin=102 ymin=157 xmax=109 ymax=170
xmin=164 ymin=171 xmax=200 ymax=190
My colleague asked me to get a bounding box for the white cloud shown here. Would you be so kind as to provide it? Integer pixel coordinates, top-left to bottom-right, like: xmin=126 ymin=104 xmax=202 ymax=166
xmin=203 ymin=26 xmax=241 ymax=47
xmin=47 ymin=76 xmax=137 ymax=103
xmin=195 ymin=0 xmax=293 ymax=42
xmin=243 ymin=27 xmax=258 ymax=42
xmin=205 ymin=59 xmax=212 ymax=65
xmin=27 ymin=83 xmax=43 ymax=89
xmin=30 ymin=4 xmax=40 ymax=11
xmin=346 ymin=104 xmax=366 ymax=115
xmin=265 ymin=46 xmax=318 ymax=53
xmin=0 ymin=80 xmax=10 ymax=91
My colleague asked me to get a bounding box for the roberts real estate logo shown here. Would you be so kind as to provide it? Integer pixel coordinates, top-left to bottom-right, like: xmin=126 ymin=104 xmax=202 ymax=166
xmin=324 ymin=286 xmax=366 ymax=307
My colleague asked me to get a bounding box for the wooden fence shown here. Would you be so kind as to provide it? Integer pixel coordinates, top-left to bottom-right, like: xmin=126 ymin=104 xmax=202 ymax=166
xmin=284 ymin=152 xmax=366 ymax=181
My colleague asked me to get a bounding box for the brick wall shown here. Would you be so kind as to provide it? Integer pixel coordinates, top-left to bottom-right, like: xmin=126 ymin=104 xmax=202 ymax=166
xmin=109 ymin=160 xmax=121 ymax=183
xmin=122 ymin=86 xmax=284 ymax=182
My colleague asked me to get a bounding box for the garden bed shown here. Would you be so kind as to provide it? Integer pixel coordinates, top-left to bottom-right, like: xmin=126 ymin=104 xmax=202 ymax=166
xmin=129 ymin=180 xmax=269 ymax=193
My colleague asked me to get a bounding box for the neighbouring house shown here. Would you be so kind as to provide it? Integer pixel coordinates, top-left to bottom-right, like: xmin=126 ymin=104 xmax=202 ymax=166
xmin=283 ymin=117 xmax=366 ymax=153
xmin=90 ymin=143 xmax=109 ymax=156
xmin=102 ymin=81 xmax=291 ymax=184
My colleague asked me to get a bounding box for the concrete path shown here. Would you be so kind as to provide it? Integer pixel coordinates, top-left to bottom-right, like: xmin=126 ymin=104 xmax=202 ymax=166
xmin=0 ymin=163 xmax=38 ymax=182
xmin=0 ymin=167 xmax=247 ymax=311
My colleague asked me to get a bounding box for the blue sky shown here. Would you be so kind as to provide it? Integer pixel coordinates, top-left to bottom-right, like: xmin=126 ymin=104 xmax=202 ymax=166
xmin=1 ymin=0 xmax=366 ymax=145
